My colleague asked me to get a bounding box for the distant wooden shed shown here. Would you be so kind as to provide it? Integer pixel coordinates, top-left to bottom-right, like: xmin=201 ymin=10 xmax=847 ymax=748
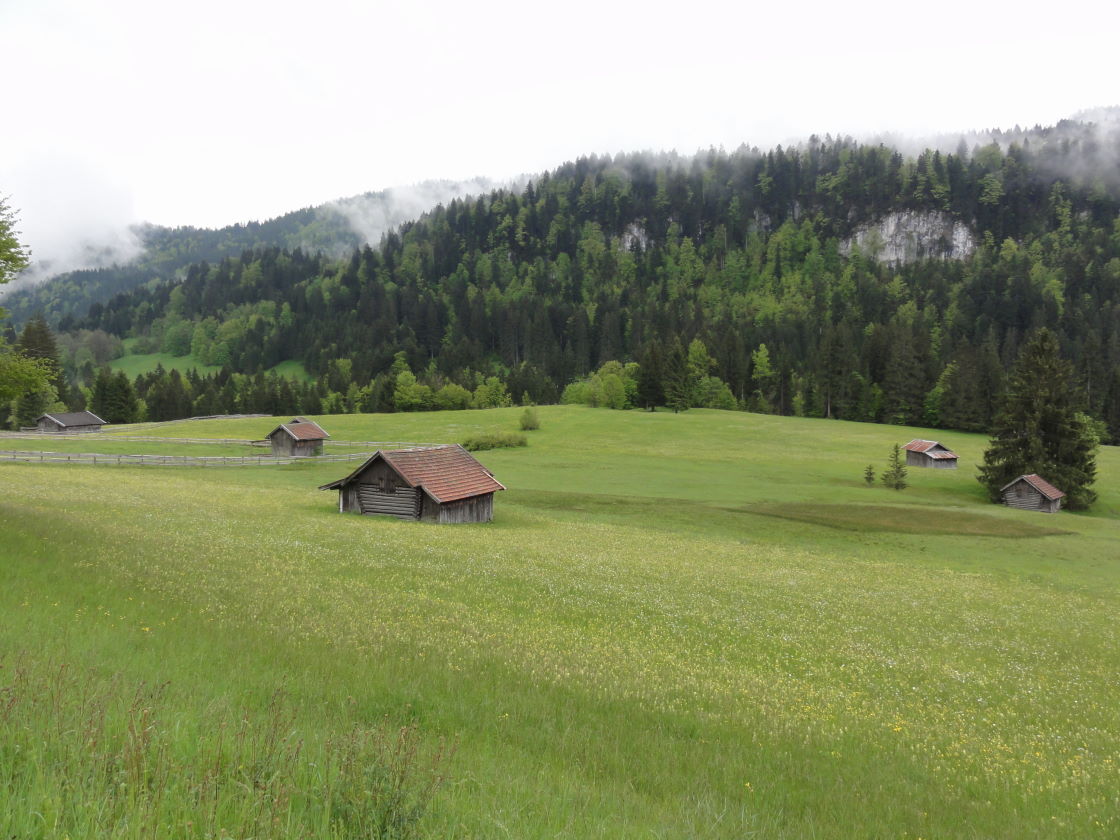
xmin=902 ymin=439 xmax=959 ymax=469
xmin=319 ymin=444 xmax=504 ymax=523
xmin=267 ymin=417 xmax=329 ymax=456
xmin=1000 ymin=474 xmax=1065 ymax=514
xmin=35 ymin=410 xmax=106 ymax=433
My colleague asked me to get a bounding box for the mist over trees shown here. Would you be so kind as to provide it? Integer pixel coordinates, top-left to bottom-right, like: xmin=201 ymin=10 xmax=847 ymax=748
xmin=10 ymin=117 xmax=1120 ymax=447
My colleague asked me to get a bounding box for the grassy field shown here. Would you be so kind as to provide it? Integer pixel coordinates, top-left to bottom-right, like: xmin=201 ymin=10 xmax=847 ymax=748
xmin=2 ymin=406 xmax=1118 ymax=838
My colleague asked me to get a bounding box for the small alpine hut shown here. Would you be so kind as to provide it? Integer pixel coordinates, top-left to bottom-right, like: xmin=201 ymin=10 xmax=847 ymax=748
xmin=35 ymin=410 xmax=106 ymax=433
xmin=267 ymin=417 xmax=329 ymax=456
xmin=1000 ymin=474 xmax=1065 ymax=514
xmin=902 ymin=439 xmax=959 ymax=469
xmin=319 ymin=444 xmax=504 ymax=523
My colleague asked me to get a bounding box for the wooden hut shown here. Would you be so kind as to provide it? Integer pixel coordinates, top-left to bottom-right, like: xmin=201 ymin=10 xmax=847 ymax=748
xmin=319 ymin=444 xmax=504 ymax=523
xmin=902 ymin=439 xmax=959 ymax=469
xmin=999 ymin=474 xmax=1065 ymax=513
xmin=35 ymin=410 xmax=106 ymax=433
xmin=267 ymin=417 xmax=329 ymax=456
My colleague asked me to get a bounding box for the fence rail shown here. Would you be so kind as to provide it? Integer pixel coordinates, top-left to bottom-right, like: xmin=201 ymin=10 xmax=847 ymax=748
xmin=0 ymin=432 xmax=441 ymax=448
xmin=0 ymin=449 xmax=380 ymax=467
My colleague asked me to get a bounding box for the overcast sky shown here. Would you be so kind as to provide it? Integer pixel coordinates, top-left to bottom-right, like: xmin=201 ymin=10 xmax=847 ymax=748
xmin=2 ymin=0 xmax=1118 ymax=273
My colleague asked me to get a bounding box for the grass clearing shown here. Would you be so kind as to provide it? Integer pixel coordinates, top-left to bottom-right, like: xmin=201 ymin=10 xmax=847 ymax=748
xmin=2 ymin=405 xmax=1118 ymax=837
xmin=109 ymin=350 xmax=221 ymax=378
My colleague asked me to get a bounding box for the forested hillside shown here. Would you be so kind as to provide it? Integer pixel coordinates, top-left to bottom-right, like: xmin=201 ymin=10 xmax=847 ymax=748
xmin=0 ymin=179 xmax=500 ymax=327
xmin=36 ymin=118 xmax=1120 ymax=439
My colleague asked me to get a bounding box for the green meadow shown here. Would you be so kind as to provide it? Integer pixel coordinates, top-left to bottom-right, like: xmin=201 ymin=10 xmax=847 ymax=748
xmin=1 ymin=406 xmax=1118 ymax=838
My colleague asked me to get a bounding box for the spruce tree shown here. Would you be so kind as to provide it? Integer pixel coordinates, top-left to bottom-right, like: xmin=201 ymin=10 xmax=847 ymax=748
xmin=662 ymin=339 xmax=691 ymax=413
xmin=635 ymin=342 xmax=665 ymax=410
xmin=881 ymin=443 xmax=908 ymax=490
xmin=978 ymin=328 xmax=1097 ymax=510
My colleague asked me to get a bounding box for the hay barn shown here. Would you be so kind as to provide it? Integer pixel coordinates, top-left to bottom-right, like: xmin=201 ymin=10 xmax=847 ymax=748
xmin=902 ymin=439 xmax=959 ymax=469
xmin=267 ymin=418 xmax=329 ymax=456
xmin=35 ymin=410 xmax=106 ymax=433
xmin=319 ymin=444 xmax=504 ymax=523
xmin=1000 ymin=474 xmax=1065 ymax=513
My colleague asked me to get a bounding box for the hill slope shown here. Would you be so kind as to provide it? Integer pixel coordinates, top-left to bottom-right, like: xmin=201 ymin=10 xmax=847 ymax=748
xmin=0 ymin=177 xmax=504 ymax=327
xmin=61 ymin=117 xmax=1120 ymax=440
xmin=1 ymin=406 xmax=1118 ymax=837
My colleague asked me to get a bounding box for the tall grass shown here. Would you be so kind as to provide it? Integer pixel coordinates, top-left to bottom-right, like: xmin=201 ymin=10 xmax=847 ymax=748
xmin=2 ymin=405 xmax=1119 ymax=837
xmin=0 ymin=656 xmax=451 ymax=839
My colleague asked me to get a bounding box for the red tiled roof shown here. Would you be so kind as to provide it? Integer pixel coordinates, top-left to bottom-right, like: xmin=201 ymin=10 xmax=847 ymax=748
xmin=383 ymin=445 xmax=505 ymax=503
xmin=1019 ymin=473 xmax=1065 ymax=500
xmin=269 ymin=420 xmax=329 ymax=441
xmin=319 ymin=445 xmax=504 ymax=503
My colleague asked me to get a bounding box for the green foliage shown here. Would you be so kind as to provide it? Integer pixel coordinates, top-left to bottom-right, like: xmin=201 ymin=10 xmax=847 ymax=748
xmin=461 ymin=430 xmax=527 ymax=450
xmin=0 ymin=348 xmax=52 ymax=406
xmin=1 ymin=304 xmax=59 ymax=425
xmin=864 ymin=464 xmax=876 ymax=486
xmin=394 ymin=370 xmax=434 ymax=412
xmin=663 ymin=339 xmax=691 ymax=413
xmin=978 ymin=328 xmax=1098 ymax=509
xmin=0 ymin=195 xmax=30 ymax=287
xmin=434 ymin=382 xmax=473 ymax=411
xmin=14 ymin=123 xmax=1120 ymax=438
xmin=472 ymin=377 xmax=512 ymax=409
xmin=635 ymin=342 xmax=665 ymax=410
xmin=881 ymin=443 xmax=908 ymax=490
xmin=519 ymin=406 xmax=540 ymax=430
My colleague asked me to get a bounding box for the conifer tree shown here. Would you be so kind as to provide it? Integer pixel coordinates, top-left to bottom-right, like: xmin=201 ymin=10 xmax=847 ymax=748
xmin=881 ymin=444 xmax=908 ymax=490
xmin=978 ymin=328 xmax=1097 ymax=509
xmin=662 ymin=339 xmax=691 ymax=413
xmin=635 ymin=342 xmax=665 ymax=410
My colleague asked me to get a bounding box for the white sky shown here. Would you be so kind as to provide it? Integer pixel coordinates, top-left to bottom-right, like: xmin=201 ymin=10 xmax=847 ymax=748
xmin=2 ymin=0 xmax=1118 ymax=272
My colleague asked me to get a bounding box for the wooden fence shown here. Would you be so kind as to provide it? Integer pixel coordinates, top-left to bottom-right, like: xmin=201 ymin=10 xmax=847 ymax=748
xmin=0 ymin=432 xmax=441 ymax=448
xmin=0 ymin=449 xmax=381 ymax=467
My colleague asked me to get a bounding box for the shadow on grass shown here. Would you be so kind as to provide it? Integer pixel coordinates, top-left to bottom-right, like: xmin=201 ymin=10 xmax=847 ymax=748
xmin=510 ymin=489 xmax=1069 ymax=539
xmin=742 ymin=502 xmax=1070 ymax=538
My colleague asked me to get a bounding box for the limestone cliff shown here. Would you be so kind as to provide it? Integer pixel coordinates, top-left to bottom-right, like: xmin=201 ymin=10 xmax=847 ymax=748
xmin=842 ymin=211 xmax=974 ymax=264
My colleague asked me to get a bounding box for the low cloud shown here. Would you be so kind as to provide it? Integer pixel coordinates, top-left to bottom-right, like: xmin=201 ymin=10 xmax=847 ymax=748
xmin=323 ymin=176 xmax=521 ymax=248
xmin=1 ymin=152 xmax=144 ymax=296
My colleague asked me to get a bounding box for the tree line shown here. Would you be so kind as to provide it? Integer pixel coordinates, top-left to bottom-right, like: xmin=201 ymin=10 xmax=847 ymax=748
xmin=6 ymin=121 xmax=1120 ymax=444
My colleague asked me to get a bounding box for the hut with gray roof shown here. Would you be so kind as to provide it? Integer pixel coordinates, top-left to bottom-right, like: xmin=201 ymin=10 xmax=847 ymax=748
xmin=1000 ymin=474 xmax=1065 ymax=513
xmin=902 ymin=439 xmax=958 ymax=469
xmin=266 ymin=417 xmax=329 ymax=456
xmin=35 ymin=410 xmax=106 ymax=433
xmin=319 ymin=444 xmax=504 ymax=523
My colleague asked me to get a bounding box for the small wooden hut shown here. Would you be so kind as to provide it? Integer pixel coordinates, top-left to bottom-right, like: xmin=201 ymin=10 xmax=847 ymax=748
xmin=902 ymin=439 xmax=959 ymax=469
xmin=267 ymin=417 xmax=329 ymax=456
xmin=35 ymin=410 xmax=106 ymax=433
xmin=999 ymin=474 xmax=1065 ymax=513
xmin=319 ymin=444 xmax=504 ymax=523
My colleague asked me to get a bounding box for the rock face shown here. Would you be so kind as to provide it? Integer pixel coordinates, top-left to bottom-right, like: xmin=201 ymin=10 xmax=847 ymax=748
xmin=842 ymin=211 xmax=974 ymax=264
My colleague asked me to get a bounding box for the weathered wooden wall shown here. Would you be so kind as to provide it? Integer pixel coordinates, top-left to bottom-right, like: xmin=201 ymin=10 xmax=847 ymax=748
xmin=357 ymin=485 xmax=421 ymax=518
xmin=269 ymin=434 xmax=295 ymax=456
xmin=906 ymin=451 xmax=957 ymax=469
xmin=1001 ymin=483 xmax=1060 ymax=513
xmin=437 ymin=493 xmax=494 ymax=524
